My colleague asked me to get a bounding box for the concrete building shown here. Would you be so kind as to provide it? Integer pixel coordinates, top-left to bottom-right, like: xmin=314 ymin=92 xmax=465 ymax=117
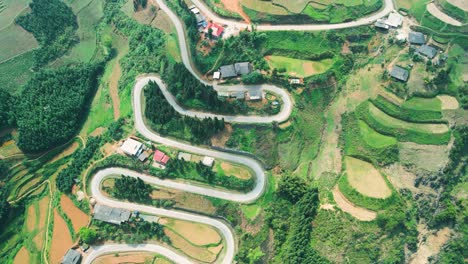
xmin=408 ymin=32 xmax=426 ymax=45
xmin=93 ymin=204 xmax=131 ymax=225
xmin=121 ymin=138 xmax=144 ymax=157
xmin=62 ymin=249 xmax=81 ymax=264
xmin=385 ymin=12 xmax=403 ymax=28
xmin=178 ymin=152 xmax=192 ymax=161
xmin=202 ymin=156 xmax=215 ymax=167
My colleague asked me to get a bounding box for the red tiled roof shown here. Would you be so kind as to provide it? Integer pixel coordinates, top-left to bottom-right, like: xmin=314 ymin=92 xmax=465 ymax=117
xmin=153 ymin=150 xmax=170 ymax=165
xmin=205 ymin=22 xmax=224 ymax=37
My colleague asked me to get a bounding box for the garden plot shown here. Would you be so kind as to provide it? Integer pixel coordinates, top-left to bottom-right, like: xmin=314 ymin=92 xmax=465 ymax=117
xmin=162 ymin=218 xmax=222 ymax=246
xmin=447 ymin=0 xmax=468 ymax=11
xmin=427 ymin=3 xmax=462 ymax=26
xmin=358 ymin=120 xmax=397 ymax=148
xmin=60 ymin=194 xmax=88 ymax=233
xmin=0 ymin=0 xmax=31 ymax=28
xmin=437 ymin=95 xmax=459 ymax=110
xmin=345 ymin=156 xmax=391 ymax=199
xmin=13 ymin=247 xmax=30 ymax=264
xmin=213 ymin=161 xmax=253 ymax=180
xmin=332 ymin=186 xmax=377 ymax=221
xmin=0 ymin=24 xmax=38 ymax=62
xmin=266 ymin=56 xmax=333 ymax=77
xmin=49 ymin=210 xmax=73 ymax=264
xmin=93 ymin=252 xmax=161 ymax=264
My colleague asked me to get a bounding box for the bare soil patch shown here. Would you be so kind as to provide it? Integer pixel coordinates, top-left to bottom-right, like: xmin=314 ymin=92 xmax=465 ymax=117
xmin=93 ymin=252 xmax=156 ymax=264
xmin=163 ymin=218 xmax=221 ymax=246
xmin=50 ymin=142 xmax=79 ymax=163
xmin=383 ymin=164 xmax=435 ymax=195
xmin=164 ymin=228 xmax=219 ymax=263
xmin=332 ymin=186 xmax=377 ymax=221
xmin=320 ymin=203 xmax=335 ymax=211
xmin=34 ymin=195 xmax=50 ymax=250
xmin=399 ymin=142 xmax=450 ymax=173
xmin=345 ymin=157 xmax=391 ymax=199
xmin=410 ymin=227 xmax=452 ymax=264
xmin=26 ymin=203 xmax=37 ymax=231
xmin=13 ymin=247 xmax=30 ymax=264
xmin=427 ymin=3 xmax=462 ymax=26
xmin=221 ymin=0 xmax=251 ymax=23
xmin=211 ymin=124 xmax=232 ymax=147
xmin=90 ymin=127 xmax=106 ymax=137
xmin=217 ymin=161 xmax=252 ymax=180
xmin=50 ymin=209 xmax=73 ymax=264
xmin=437 ymin=95 xmax=459 ymax=110
xmin=447 ymin=0 xmax=468 ymax=11
xmin=60 ymin=194 xmax=89 ymax=233
xmin=151 ymin=189 xmax=217 ymax=214
xmin=150 ymin=3 xmax=174 ymax=33
xmin=109 ymin=58 xmax=122 ymax=120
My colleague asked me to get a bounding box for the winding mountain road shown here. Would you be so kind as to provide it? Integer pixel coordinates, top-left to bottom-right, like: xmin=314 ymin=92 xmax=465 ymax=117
xmin=83 ymin=0 xmax=396 ymax=263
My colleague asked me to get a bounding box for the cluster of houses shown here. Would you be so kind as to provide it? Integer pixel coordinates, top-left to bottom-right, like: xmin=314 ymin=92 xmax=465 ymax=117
xmin=189 ymin=5 xmax=224 ymax=39
xmin=120 ymin=138 xmax=170 ymax=168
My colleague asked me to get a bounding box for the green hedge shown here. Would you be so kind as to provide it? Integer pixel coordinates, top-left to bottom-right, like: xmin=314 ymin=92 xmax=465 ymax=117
xmin=371 ymin=95 xmax=444 ymax=123
xmin=356 ymin=102 xmax=451 ymax=145
xmin=338 ymin=173 xmax=398 ymax=211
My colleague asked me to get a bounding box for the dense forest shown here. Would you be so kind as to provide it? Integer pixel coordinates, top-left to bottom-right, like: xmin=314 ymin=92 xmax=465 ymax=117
xmin=0 ymin=160 xmax=9 ymax=222
xmin=56 ymin=137 xmax=102 ymax=193
xmin=16 ymin=0 xmax=78 ymax=66
xmin=94 ymin=218 xmax=168 ymax=244
xmin=16 ymin=64 xmax=102 ymax=152
xmin=0 ymin=90 xmax=14 ymax=130
xmin=112 ymin=176 xmax=152 ymax=203
xmin=144 ymin=81 xmax=225 ymax=143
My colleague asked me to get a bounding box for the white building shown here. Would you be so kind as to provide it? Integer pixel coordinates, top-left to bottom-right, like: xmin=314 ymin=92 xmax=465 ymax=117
xmin=213 ymin=71 xmax=221 ymax=80
xmin=120 ymin=138 xmax=144 ymax=157
xmin=202 ymin=156 xmax=215 ymax=167
xmin=385 ymin=12 xmax=403 ymax=28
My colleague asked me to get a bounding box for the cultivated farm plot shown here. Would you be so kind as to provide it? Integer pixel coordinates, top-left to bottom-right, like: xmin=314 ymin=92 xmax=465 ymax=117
xmin=437 ymin=95 xmax=459 ymax=110
xmin=12 ymin=247 xmax=30 ymax=264
xmin=93 ymin=252 xmax=167 ymax=264
xmin=162 ymin=218 xmax=222 ymax=246
xmin=402 ymin=97 xmax=442 ymax=112
xmin=0 ymin=51 xmax=34 ymax=94
xmin=332 ymin=186 xmax=377 ymax=221
xmin=240 ymin=0 xmax=289 ymax=15
xmin=213 ymin=161 xmax=253 ymax=180
xmin=0 ymin=0 xmax=31 ymax=27
xmin=368 ymin=103 xmax=449 ymax=134
xmin=344 ymin=156 xmax=391 ymax=199
xmin=358 ymin=120 xmax=397 ymax=148
xmin=60 ymin=194 xmax=89 ymax=233
xmin=266 ymin=56 xmax=333 ymax=77
xmin=0 ymin=24 xmax=38 ymax=62
xmin=49 ymin=210 xmax=73 ymax=264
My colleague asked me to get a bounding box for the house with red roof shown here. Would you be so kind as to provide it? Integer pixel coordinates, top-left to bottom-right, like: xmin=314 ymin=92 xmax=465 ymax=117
xmin=153 ymin=150 xmax=170 ymax=168
xmin=204 ymin=22 xmax=224 ymax=39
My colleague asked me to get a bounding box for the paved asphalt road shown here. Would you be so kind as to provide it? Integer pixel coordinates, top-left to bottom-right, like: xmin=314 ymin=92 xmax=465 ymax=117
xmin=83 ymin=0 xmax=396 ymax=263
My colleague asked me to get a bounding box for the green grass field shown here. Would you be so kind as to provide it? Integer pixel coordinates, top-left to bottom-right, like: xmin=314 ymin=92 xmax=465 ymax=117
xmin=0 ymin=0 xmax=31 ymax=28
xmin=263 ymin=31 xmax=340 ymax=57
xmin=402 ymin=97 xmax=442 ymax=111
xmin=0 ymin=24 xmax=38 ymax=62
xmin=0 ymin=51 xmax=34 ymax=94
xmin=266 ymin=56 xmax=333 ymax=77
xmin=358 ymin=120 xmax=397 ymax=148
xmin=372 ymin=95 xmax=443 ymax=123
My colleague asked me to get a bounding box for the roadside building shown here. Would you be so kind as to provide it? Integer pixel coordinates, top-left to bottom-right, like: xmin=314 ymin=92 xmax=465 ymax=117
xmin=408 ymin=32 xmax=426 ymax=45
xmin=202 ymin=156 xmax=215 ymax=167
xmin=93 ymin=204 xmax=131 ymax=225
xmin=219 ymin=64 xmax=237 ymax=78
xmin=153 ymin=150 xmax=170 ymax=167
xmin=231 ymin=91 xmax=246 ymax=100
xmin=390 ymin=66 xmax=409 ymax=82
xmin=121 ymin=138 xmax=144 ymax=157
xmin=178 ymin=152 xmax=192 ymax=161
xmin=417 ymin=45 xmax=437 ymax=59
xmin=385 ymin=12 xmax=403 ymax=28
xmin=247 ymin=89 xmax=263 ymax=101
xmin=61 ymin=249 xmax=81 ymax=264
xmin=213 ymin=71 xmax=221 ymax=80
xmin=195 ymin=13 xmax=206 ymax=27
xmin=205 ymin=22 xmax=224 ymax=39
xmin=234 ymin=62 xmax=253 ymax=75
xmin=189 ymin=6 xmax=200 ymax=14
xmin=374 ymin=19 xmax=389 ymax=30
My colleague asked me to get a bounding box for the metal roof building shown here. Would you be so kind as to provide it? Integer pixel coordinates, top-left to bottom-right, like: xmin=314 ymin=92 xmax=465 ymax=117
xmin=219 ymin=64 xmax=237 ymax=78
xmin=93 ymin=204 xmax=131 ymax=225
xmin=62 ymin=249 xmax=81 ymax=264
xmin=234 ymin=62 xmax=253 ymax=75
xmin=390 ymin=66 xmax=409 ymax=82
xmin=408 ymin=32 xmax=426 ymax=45
xmin=385 ymin=12 xmax=403 ymax=27
xmin=417 ymin=45 xmax=437 ymax=59
xmin=121 ymin=138 xmax=143 ymax=157
xmin=374 ymin=19 xmax=389 ymax=30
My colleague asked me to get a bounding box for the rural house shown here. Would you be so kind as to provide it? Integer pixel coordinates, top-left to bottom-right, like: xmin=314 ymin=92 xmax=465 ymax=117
xmin=390 ymin=66 xmax=409 ymax=82
xmin=247 ymin=89 xmax=263 ymax=101
xmin=93 ymin=204 xmax=131 ymax=225
xmin=61 ymin=249 xmax=81 ymax=264
xmin=374 ymin=19 xmax=389 ymax=30
xmin=121 ymin=138 xmax=144 ymax=157
xmin=384 ymin=12 xmax=403 ymax=28
xmin=178 ymin=152 xmax=192 ymax=161
xmin=408 ymin=32 xmax=426 ymax=45
xmin=153 ymin=149 xmax=170 ymax=168
xmin=205 ymin=22 xmax=224 ymax=39
xmin=202 ymin=156 xmax=215 ymax=167
xmin=417 ymin=45 xmax=437 ymax=59
xmin=219 ymin=62 xmax=253 ymax=79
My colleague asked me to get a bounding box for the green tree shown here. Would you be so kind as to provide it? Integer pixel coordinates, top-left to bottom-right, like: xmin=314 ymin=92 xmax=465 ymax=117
xmin=79 ymin=227 xmax=97 ymax=244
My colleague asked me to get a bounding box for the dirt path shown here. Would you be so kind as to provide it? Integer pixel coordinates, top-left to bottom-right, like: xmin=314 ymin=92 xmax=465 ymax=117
xmin=221 ymin=0 xmax=250 ymax=23
xmin=427 ymin=3 xmax=463 ymax=26
xmin=332 ymin=186 xmax=377 ymax=221
xmin=410 ymin=227 xmax=452 ymax=264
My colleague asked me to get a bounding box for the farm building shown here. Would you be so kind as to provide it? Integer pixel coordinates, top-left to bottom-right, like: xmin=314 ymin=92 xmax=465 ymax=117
xmin=219 ymin=64 xmax=237 ymax=78
xmin=408 ymin=32 xmax=426 ymax=45
xmin=219 ymin=62 xmax=253 ymax=78
xmin=385 ymin=12 xmax=403 ymax=28
xmin=213 ymin=71 xmax=221 ymax=80
xmin=93 ymin=204 xmax=131 ymax=225
xmin=178 ymin=152 xmax=192 ymax=161
xmin=235 ymin=62 xmax=253 ymax=75
xmin=374 ymin=19 xmax=389 ymax=30
xmin=202 ymin=156 xmax=215 ymax=167
xmin=205 ymin=22 xmax=224 ymax=38
xmin=154 ymin=150 xmax=170 ymax=166
xmin=248 ymin=89 xmax=263 ymax=101
xmin=390 ymin=66 xmax=409 ymax=82
xmin=417 ymin=45 xmax=437 ymax=59
xmin=61 ymin=249 xmax=81 ymax=264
